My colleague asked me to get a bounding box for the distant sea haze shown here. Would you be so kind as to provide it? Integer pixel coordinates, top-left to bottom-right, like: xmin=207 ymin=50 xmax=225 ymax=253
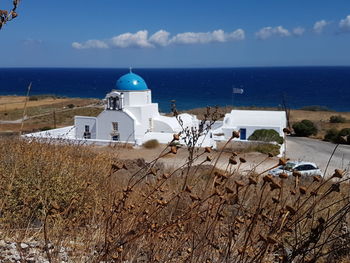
xmin=0 ymin=67 xmax=350 ymax=112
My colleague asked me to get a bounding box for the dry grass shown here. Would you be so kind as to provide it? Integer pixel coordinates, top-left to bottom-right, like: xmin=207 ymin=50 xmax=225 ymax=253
xmin=0 ymin=96 xmax=102 ymax=134
xmin=0 ymin=135 xmax=349 ymax=263
xmin=143 ymin=139 xmax=160 ymax=149
xmin=0 ymin=96 xmax=83 ymax=112
xmin=0 ymin=96 xmax=99 ymax=118
xmin=1 ymin=101 xmax=350 ymax=262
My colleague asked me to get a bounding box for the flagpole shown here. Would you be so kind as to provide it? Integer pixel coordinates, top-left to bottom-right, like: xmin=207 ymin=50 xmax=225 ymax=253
xmin=232 ymin=87 xmax=244 ymax=110
xmin=232 ymin=86 xmax=234 ymax=109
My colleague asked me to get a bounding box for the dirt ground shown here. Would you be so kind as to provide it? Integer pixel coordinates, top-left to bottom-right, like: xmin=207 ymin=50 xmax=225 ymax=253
xmin=90 ymin=135 xmax=350 ymax=177
xmin=0 ymin=96 xmax=101 ymax=134
xmin=92 ymin=143 xmax=278 ymax=175
xmin=0 ymin=96 xmax=72 ymax=111
xmin=289 ymin=110 xmax=350 ymax=138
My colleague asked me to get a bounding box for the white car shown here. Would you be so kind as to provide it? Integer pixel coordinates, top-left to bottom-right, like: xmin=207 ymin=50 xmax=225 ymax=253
xmin=269 ymin=161 xmax=323 ymax=177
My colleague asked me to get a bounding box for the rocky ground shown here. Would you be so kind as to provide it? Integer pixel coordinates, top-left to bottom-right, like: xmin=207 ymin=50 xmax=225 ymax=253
xmin=0 ymin=240 xmax=69 ymax=263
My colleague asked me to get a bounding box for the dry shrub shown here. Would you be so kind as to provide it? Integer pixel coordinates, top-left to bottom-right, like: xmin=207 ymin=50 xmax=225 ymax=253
xmin=143 ymin=139 xmax=160 ymax=149
xmin=0 ymin=132 xmax=350 ymax=263
xmin=242 ymin=143 xmax=280 ymax=156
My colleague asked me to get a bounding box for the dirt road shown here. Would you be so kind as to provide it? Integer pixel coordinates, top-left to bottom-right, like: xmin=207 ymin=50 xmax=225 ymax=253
xmin=285 ymin=136 xmax=350 ymax=175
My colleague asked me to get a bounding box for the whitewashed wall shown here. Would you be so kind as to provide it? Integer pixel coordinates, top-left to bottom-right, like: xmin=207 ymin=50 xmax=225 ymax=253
xmin=222 ymin=125 xmax=282 ymax=140
xmin=75 ymin=116 xmax=97 ymax=139
xmin=96 ymin=110 xmax=135 ymax=142
xmin=153 ymin=119 xmax=175 ymax=133
xmin=123 ymin=90 xmax=151 ymax=106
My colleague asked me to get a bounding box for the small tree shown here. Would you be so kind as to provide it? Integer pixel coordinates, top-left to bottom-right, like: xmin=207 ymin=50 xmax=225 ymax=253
xmin=292 ymin=119 xmax=318 ymax=137
xmin=330 ymin=115 xmax=346 ymax=123
xmin=248 ymin=129 xmax=283 ymax=144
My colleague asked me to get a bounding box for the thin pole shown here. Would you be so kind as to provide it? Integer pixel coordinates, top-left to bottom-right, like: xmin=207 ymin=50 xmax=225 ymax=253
xmin=53 ymin=110 xmax=56 ymax=129
xmin=232 ymin=86 xmax=234 ymax=109
xmin=19 ymin=82 xmax=32 ymax=135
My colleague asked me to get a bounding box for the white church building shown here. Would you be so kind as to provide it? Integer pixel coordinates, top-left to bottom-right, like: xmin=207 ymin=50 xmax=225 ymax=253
xmin=74 ymin=71 xmax=206 ymax=146
xmin=23 ymin=71 xmax=287 ymax=153
xmin=24 ymin=71 xmax=214 ymax=147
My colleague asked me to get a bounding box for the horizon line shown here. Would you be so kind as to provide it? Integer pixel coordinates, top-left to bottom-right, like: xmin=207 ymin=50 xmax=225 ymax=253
xmin=1 ymin=65 xmax=350 ymax=69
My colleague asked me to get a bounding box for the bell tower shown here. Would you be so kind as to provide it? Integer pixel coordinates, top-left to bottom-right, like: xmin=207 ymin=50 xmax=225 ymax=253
xmin=104 ymin=91 xmax=124 ymax=110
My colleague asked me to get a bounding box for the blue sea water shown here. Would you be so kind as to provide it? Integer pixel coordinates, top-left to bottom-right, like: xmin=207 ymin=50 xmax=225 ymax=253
xmin=0 ymin=67 xmax=349 ymax=112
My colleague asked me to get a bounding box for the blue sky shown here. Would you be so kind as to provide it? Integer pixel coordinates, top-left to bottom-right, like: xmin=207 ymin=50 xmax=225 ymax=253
xmin=1 ymin=0 xmax=350 ymax=67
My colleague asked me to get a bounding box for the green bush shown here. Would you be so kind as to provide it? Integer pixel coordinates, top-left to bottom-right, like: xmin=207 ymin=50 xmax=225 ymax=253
xmin=337 ymin=128 xmax=350 ymax=144
xmin=330 ymin=115 xmax=346 ymax=123
xmin=254 ymin=143 xmax=280 ymax=156
xmin=292 ymin=120 xmax=318 ymax=137
xmin=248 ymin=129 xmax=283 ymax=144
xmin=324 ymin=128 xmax=350 ymax=144
xmin=243 ymin=143 xmax=281 ymax=156
xmin=324 ymin=128 xmax=339 ymax=142
xmin=143 ymin=139 xmax=160 ymax=149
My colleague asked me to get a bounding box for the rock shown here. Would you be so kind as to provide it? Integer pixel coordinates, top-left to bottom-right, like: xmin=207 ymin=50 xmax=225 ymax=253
xmin=29 ymin=241 xmax=40 ymax=248
xmin=0 ymin=239 xmax=6 ymax=247
xmin=10 ymin=253 xmax=20 ymax=261
xmin=20 ymin=243 xmax=29 ymax=249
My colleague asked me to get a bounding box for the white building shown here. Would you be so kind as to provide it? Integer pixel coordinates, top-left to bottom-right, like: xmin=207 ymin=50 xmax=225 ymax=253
xmin=212 ymin=109 xmax=287 ymax=155
xmin=23 ymin=71 xmax=286 ymax=153
xmin=213 ymin=110 xmax=286 ymax=141
xmin=24 ymin=71 xmax=214 ymax=147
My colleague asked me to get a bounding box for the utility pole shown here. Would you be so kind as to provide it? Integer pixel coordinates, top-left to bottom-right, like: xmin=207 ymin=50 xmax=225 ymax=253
xmin=19 ymin=82 xmax=32 ymax=135
xmin=53 ymin=110 xmax=56 ymax=129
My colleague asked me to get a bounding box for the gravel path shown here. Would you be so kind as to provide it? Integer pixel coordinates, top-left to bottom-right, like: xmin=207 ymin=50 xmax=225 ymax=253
xmin=285 ymin=136 xmax=350 ymax=175
xmin=0 ymin=117 xmax=28 ymax=124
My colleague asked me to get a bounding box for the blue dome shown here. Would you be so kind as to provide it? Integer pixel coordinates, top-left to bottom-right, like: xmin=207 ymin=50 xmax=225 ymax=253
xmin=116 ymin=73 xmax=148 ymax=91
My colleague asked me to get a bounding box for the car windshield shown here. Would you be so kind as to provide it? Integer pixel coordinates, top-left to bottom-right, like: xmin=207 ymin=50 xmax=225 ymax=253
xmin=282 ymin=162 xmax=296 ymax=171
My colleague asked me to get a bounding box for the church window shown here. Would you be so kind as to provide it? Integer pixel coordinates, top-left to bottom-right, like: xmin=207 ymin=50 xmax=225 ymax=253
xmin=112 ymin=134 xmax=119 ymax=141
xmin=112 ymin=122 xmax=119 ymax=131
xmin=83 ymin=125 xmax=91 ymax=139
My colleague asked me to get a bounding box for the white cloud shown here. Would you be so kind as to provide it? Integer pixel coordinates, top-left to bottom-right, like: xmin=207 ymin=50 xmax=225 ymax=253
xmin=339 ymin=15 xmax=350 ymax=32
xmin=313 ymin=20 xmax=329 ymax=34
xmin=72 ymin=40 xmax=108 ymax=49
xmin=170 ymin=29 xmax=245 ymax=45
xmin=149 ymin=30 xmax=171 ymax=46
xmin=292 ymin=27 xmax=305 ymax=36
xmin=72 ymin=29 xmax=245 ymax=49
xmin=227 ymin=29 xmax=246 ymax=41
xmin=111 ymin=30 xmax=153 ymax=48
xmin=255 ymin=26 xmax=290 ymax=40
xmin=170 ymin=32 xmax=214 ymax=44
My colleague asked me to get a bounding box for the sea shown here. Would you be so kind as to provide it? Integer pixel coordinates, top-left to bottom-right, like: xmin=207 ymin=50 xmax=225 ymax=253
xmin=0 ymin=67 xmax=349 ymax=112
